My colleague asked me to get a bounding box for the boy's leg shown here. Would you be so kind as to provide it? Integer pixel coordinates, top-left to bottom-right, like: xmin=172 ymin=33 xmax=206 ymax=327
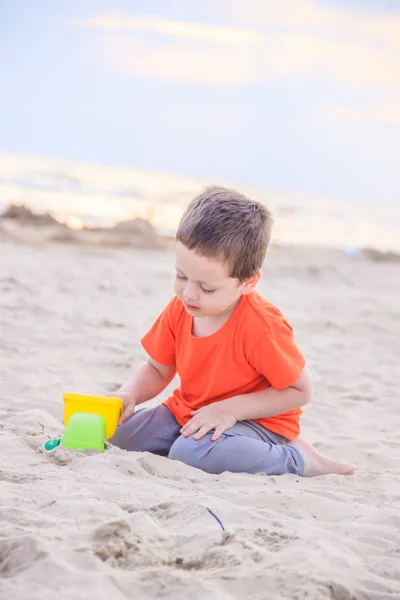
xmin=109 ymin=404 xmax=181 ymax=454
xmin=168 ymin=420 xmax=304 ymax=476
xmin=291 ymin=437 xmax=355 ymax=476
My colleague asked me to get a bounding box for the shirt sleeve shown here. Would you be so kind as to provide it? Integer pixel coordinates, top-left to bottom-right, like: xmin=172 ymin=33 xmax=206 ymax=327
xmin=141 ymin=297 xmax=179 ymax=365
xmin=248 ymin=318 xmax=306 ymax=390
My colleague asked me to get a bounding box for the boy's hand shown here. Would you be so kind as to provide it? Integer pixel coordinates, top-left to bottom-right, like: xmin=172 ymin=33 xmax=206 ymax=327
xmin=180 ymin=401 xmax=237 ymax=441
xmin=108 ymin=391 xmax=137 ymax=426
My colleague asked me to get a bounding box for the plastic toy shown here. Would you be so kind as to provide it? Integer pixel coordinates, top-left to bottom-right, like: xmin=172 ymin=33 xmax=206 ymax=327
xmin=44 ymin=393 xmax=123 ymax=452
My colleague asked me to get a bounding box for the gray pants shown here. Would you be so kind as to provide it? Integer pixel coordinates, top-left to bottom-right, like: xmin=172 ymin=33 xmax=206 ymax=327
xmin=110 ymin=405 xmax=304 ymax=476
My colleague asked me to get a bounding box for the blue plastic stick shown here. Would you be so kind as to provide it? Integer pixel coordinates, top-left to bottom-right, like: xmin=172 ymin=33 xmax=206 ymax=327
xmin=207 ymin=508 xmax=225 ymax=531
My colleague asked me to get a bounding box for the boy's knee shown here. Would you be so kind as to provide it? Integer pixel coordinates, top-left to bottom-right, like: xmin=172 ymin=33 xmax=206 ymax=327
xmin=169 ymin=435 xmax=212 ymax=471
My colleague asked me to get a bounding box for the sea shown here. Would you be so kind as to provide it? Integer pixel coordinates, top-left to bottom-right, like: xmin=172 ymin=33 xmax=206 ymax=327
xmin=0 ymin=152 xmax=399 ymax=253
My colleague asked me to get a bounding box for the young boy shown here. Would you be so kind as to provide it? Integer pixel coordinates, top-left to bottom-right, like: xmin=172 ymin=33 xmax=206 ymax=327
xmin=110 ymin=186 xmax=354 ymax=477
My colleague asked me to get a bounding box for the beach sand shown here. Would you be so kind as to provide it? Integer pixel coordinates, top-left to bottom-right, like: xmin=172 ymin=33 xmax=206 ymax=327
xmin=1 ymin=223 xmax=400 ymax=599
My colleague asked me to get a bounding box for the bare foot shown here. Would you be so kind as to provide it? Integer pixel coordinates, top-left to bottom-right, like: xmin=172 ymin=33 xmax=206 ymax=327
xmin=292 ymin=437 xmax=355 ymax=477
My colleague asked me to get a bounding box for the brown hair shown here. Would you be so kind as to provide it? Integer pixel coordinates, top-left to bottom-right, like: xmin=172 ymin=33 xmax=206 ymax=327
xmin=176 ymin=186 xmax=273 ymax=280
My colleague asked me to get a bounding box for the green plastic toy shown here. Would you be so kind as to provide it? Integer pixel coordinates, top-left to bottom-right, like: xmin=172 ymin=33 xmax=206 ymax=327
xmin=44 ymin=393 xmax=123 ymax=453
xmin=62 ymin=412 xmax=107 ymax=451
xmin=45 ymin=413 xmax=107 ymax=452
xmin=44 ymin=438 xmax=61 ymax=451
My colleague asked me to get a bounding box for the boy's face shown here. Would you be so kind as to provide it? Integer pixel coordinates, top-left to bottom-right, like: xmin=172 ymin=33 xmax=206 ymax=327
xmin=174 ymin=242 xmax=258 ymax=318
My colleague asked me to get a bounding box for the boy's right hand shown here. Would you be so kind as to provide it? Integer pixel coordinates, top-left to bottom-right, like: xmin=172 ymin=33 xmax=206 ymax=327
xmin=108 ymin=391 xmax=137 ymax=426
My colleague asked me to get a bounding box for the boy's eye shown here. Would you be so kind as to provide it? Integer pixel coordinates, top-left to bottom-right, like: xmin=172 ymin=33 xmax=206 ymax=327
xmin=176 ymin=273 xmax=215 ymax=294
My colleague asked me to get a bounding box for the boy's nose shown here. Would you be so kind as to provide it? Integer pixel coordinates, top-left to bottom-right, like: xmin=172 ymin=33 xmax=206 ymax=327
xmin=183 ymin=281 xmax=199 ymax=301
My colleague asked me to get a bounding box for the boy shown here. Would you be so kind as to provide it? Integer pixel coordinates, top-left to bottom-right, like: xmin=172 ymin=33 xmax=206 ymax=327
xmin=110 ymin=186 xmax=354 ymax=477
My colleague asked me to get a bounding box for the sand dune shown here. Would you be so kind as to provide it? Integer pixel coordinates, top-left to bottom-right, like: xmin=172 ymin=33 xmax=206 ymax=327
xmin=1 ymin=204 xmax=167 ymax=249
xmin=1 ymin=229 xmax=400 ymax=599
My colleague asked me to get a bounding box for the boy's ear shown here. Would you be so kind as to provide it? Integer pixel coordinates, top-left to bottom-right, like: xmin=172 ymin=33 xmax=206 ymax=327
xmin=239 ymin=271 xmax=261 ymax=295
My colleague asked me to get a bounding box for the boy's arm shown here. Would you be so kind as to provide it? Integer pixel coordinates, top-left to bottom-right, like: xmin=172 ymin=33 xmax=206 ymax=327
xmin=181 ymin=366 xmax=312 ymax=440
xmin=116 ymin=357 xmax=176 ymax=425
xmin=224 ymin=365 xmax=312 ymax=421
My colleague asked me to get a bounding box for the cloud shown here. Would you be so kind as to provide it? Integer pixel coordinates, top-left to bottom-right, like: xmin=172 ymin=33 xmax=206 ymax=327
xmin=95 ymin=29 xmax=400 ymax=89
xmin=226 ymin=0 xmax=400 ymax=48
xmin=73 ymin=12 xmax=265 ymax=44
xmin=321 ymin=103 xmax=400 ymax=124
xmin=98 ymin=34 xmax=255 ymax=84
xmin=72 ymin=3 xmax=400 ymax=90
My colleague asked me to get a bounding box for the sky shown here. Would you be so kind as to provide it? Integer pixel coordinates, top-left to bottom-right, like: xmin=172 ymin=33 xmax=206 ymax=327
xmin=1 ymin=0 xmax=399 ymax=206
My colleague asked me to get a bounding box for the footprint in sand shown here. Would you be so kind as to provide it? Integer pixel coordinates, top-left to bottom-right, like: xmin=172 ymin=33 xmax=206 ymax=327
xmin=0 ymin=536 xmax=47 ymax=578
xmin=91 ymin=519 xmax=167 ymax=569
xmin=253 ymin=528 xmax=298 ymax=552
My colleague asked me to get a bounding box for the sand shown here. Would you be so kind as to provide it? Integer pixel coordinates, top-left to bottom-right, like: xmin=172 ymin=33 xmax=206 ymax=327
xmin=1 ymin=225 xmax=400 ymax=600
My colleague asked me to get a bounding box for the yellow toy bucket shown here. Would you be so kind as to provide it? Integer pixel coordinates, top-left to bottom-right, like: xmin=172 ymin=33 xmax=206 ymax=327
xmin=63 ymin=393 xmax=123 ymax=440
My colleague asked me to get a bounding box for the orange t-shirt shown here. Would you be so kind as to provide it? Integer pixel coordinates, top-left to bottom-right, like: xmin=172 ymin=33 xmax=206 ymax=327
xmin=141 ymin=292 xmax=306 ymax=440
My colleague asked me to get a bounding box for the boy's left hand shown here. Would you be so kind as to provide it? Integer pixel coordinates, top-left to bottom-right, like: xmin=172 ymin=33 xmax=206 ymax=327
xmin=180 ymin=401 xmax=237 ymax=441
